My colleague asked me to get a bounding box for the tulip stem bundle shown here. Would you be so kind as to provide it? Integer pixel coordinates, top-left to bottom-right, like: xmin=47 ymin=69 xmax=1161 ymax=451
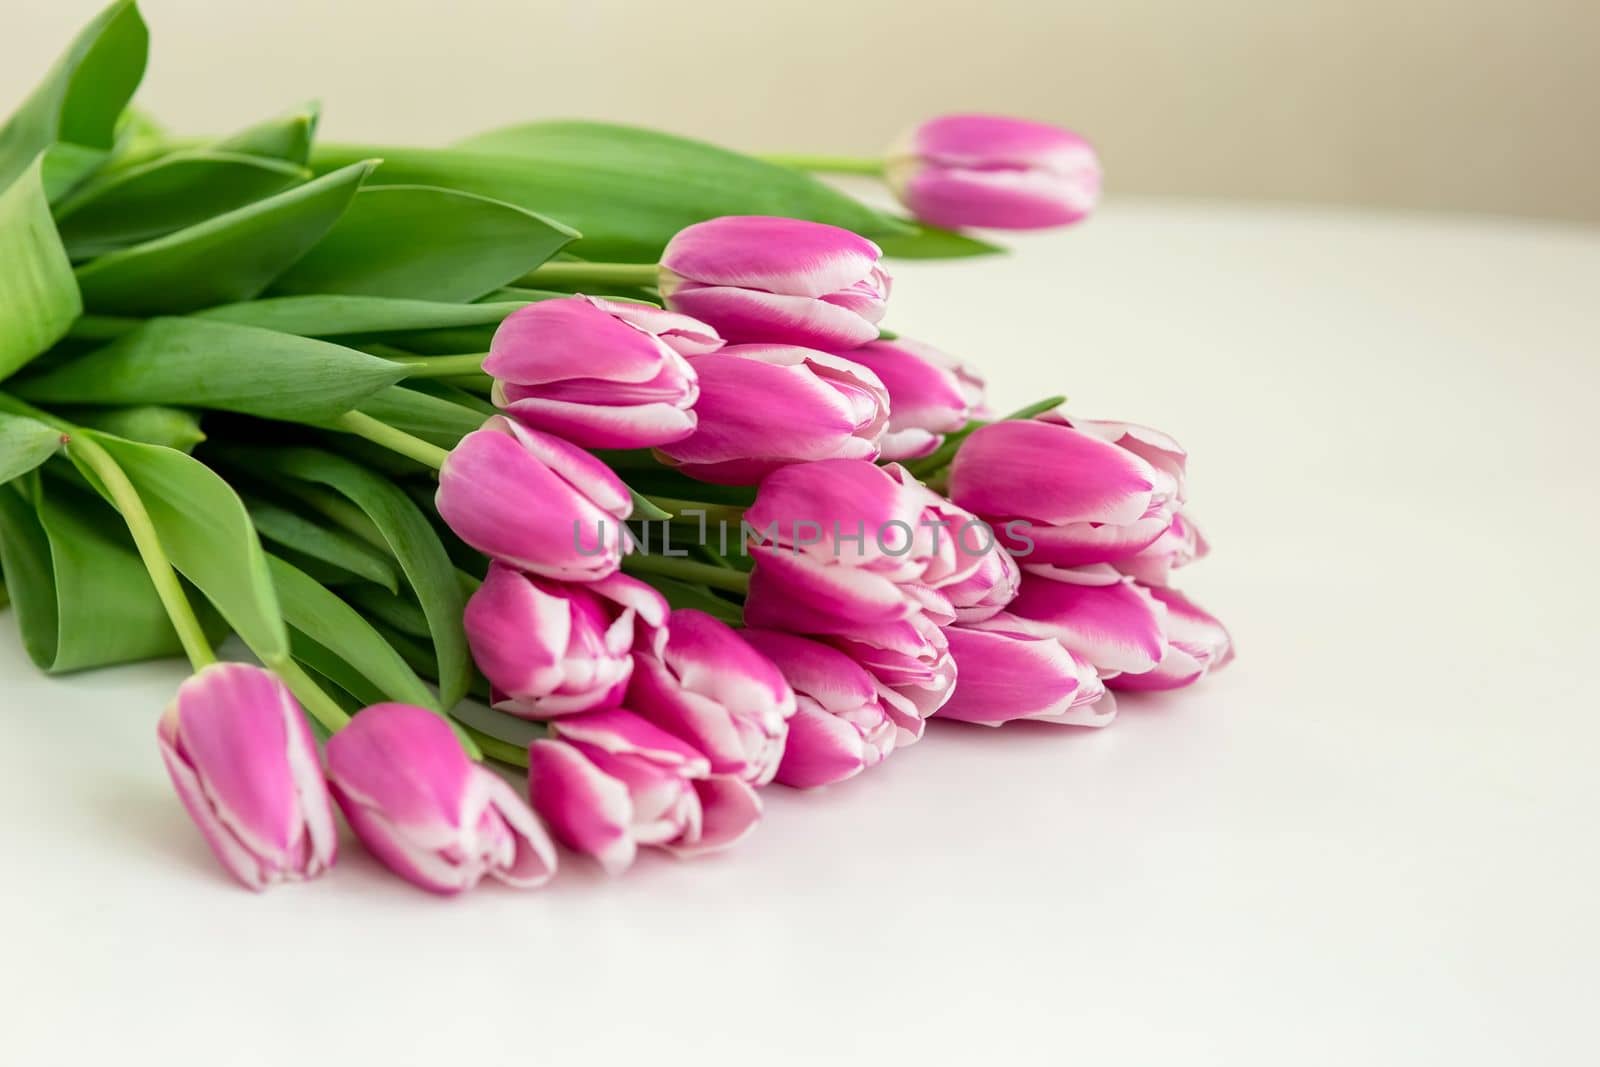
xmin=1 ymin=2 xmax=1228 ymax=895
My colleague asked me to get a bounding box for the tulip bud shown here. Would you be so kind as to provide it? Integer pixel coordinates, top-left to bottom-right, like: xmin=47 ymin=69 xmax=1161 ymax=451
xmin=156 ymin=663 xmax=337 ymax=891
xmin=628 ymin=609 xmax=796 ymax=786
xmin=528 ymin=709 xmax=762 ymax=875
xmin=948 ymin=418 xmax=1175 ymax=567
xmin=988 ymin=563 xmax=1169 ymax=676
xmin=436 ymin=415 xmax=632 ymax=580
xmin=325 ymin=702 xmax=558 ymax=894
xmin=936 ymin=624 xmax=1116 ymax=728
xmin=654 ymin=345 xmax=889 ymax=485
xmin=840 ymin=339 xmax=974 ymax=460
xmin=1108 ymin=586 xmax=1233 ymax=691
xmin=740 ymin=459 xmax=966 ymax=731
xmin=465 ymin=564 xmax=668 ymax=719
xmin=741 ymin=629 xmax=898 ymax=788
xmin=485 ymin=295 xmax=711 ymax=449
xmin=885 ymin=114 xmax=1101 ymax=231
xmin=660 ymin=216 xmax=890 ymax=349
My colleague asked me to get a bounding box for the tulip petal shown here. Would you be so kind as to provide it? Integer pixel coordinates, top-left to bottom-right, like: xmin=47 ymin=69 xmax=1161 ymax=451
xmin=661 ymin=216 xmax=884 ymax=298
xmin=667 ymin=776 xmax=763 ymax=857
xmin=527 ymin=739 xmax=638 ymax=875
xmin=949 ymin=420 xmax=1157 ymax=527
xmin=999 ymin=569 xmax=1169 ymax=674
xmin=936 ymin=627 xmax=1098 ymax=726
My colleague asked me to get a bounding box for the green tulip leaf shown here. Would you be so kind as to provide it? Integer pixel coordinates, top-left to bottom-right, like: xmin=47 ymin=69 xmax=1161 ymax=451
xmin=354 ymin=384 xmax=487 ymax=448
xmin=14 ymin=317 xmax=407 ymax=423
xmin=315 ymin=121 xmax=911 ymax=262
xmin=213 ymin=102 xmax=320 ymax=165
xmin=266 ymin=553 xmax=437 ymax=709
xmin=230 ymin=447 xmax=471 ymax=709
xmin=60 ymin=404 xmax=205 ymax=452
xmin=0 ymin=0 xmax=148 ymax=196
xmin=54 ymin=150 xmax=307 ymax=260
xmin=0 ymin=156 xmax=83 ymax=379
xmin=0 ymin=477 xmax=185 ymax=672
xmin=341 ymin=583 xmax=431 ymax=637
xmin=72 ymin=159 xmax=376 ymax=314
xmin=272 ymin=184 xmax=575 ymax=301
xmin=195 ymin=295 xmax=529 ymax=337
xmin=247 ymin=499 xmax=399 ymax=592
xmin=0 ymin=411 xmax=67 ymax=485
xmin=874 ymin=221 xmax=1005 ymax=259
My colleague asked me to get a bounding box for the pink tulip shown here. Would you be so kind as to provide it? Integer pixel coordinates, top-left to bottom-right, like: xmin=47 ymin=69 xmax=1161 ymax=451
xmin=987 ymin=563 xmax=1169 ymax=676
xmin=660 ymin=216 xmax=890 ymax=349
xmin=528 ymin=709 xmax=762 ymax=874
xmin=1109 ymin=586 xmax=1234 ymax=691
xmin=485 ymin=295 xmax=711 ymax=449
xmin=840 ymin=338 xmax=974 ymax=460
xmin=465 ymin=564 xmax=668 ymax=719
xmin=936 ymin=625 xmax=1116 ymax=728
xmin=741 ymin=629 xmax=898 ymax=788
xmin=655 ymin=344 xmax=889 ymax=485
xmin=325 ymin=702 xmax=557 ymax=894
xmin=947 ymin=418 xmax=1176 ymax=567
xmin=885 ymin=114 xmax=1102 ymax=231
xmin=1115 ymin=513 xmax=1208 ymax=587
xmin=741 ymin=459 xmax=969 ymax=731
xmin=157 ymin=663 xmax=337 ymax=891
xmin=628 ymin=609 xmax=796 ymax=785
xmin=436 ymin=415 xmax=632 ymax=580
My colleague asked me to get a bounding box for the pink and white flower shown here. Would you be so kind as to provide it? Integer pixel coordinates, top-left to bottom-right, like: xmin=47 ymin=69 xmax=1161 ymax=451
xmin=660 ymin=216 xmax=890 ymax=349
xmin=436 ymin=415 xmax=632 ymax=580
xmin=936 ymin=624 xmax=1116 ymax=728
xmin=840 ymin=338 xmax=974 ymax=460
xmin=325 ymin=702 xmax=558 ymax=894
xmin=948 ymin=418 xmax=1177 ymax=567
xmin=740 ymin=630 xmax=898 ymax=789
xmin=628 ymin=609 xmax=796 ymax=786
xmin=465 ymin=564 xmax=667 ymax=718
xmin=157 ymin=663 xmax=337 ymax=891
xmin=485 ymin=295 xmax=712 ymax=449
xmin=655 ymin=344 xmax=889 ymax=485
xmin=886 ymin=114 xmax=1101 ymax=231
xmin=528 ymin=709 xmax=761 ymax=874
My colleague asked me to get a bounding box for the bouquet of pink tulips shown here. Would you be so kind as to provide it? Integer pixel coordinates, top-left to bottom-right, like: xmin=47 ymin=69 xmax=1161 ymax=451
xmin=1 ymin=2 xmax=1229 ymax=894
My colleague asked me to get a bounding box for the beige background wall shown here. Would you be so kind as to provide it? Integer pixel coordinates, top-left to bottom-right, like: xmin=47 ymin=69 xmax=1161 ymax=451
xmin=7 ymin=0 xmax=1599 ymax=223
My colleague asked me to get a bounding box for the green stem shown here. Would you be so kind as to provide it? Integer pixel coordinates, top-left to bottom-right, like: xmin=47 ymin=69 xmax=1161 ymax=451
xmin=758 ymin=153 xmax=885 ymax=176
xmin=623 ymin=554 xmax=751 ymax=594
xmin=271 ymin=657 xmax=352 ymax=734
xmin=647 ymin=497 xmax=748 ymax=527
xmin=387 ymin=353 xmax=488 ymax=378
xmin=331 ymin=411 xmax=450 ymax=471
xmin=456 ymin=723 xmax=529 ymax=767
xmin=515 ymin=262 xmax=660 ymax=290
xmin=0 ymin=395 xmax=217 ymax=671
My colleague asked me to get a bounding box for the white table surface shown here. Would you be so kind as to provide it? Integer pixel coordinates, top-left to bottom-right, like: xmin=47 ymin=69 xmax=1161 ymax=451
xmin=5 ymin=199 xmax=1598 ymax=1066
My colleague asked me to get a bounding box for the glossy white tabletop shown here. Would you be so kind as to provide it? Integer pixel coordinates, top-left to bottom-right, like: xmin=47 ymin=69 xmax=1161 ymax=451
xmin=5 ymin=199 xmax=1597 ymax=1065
